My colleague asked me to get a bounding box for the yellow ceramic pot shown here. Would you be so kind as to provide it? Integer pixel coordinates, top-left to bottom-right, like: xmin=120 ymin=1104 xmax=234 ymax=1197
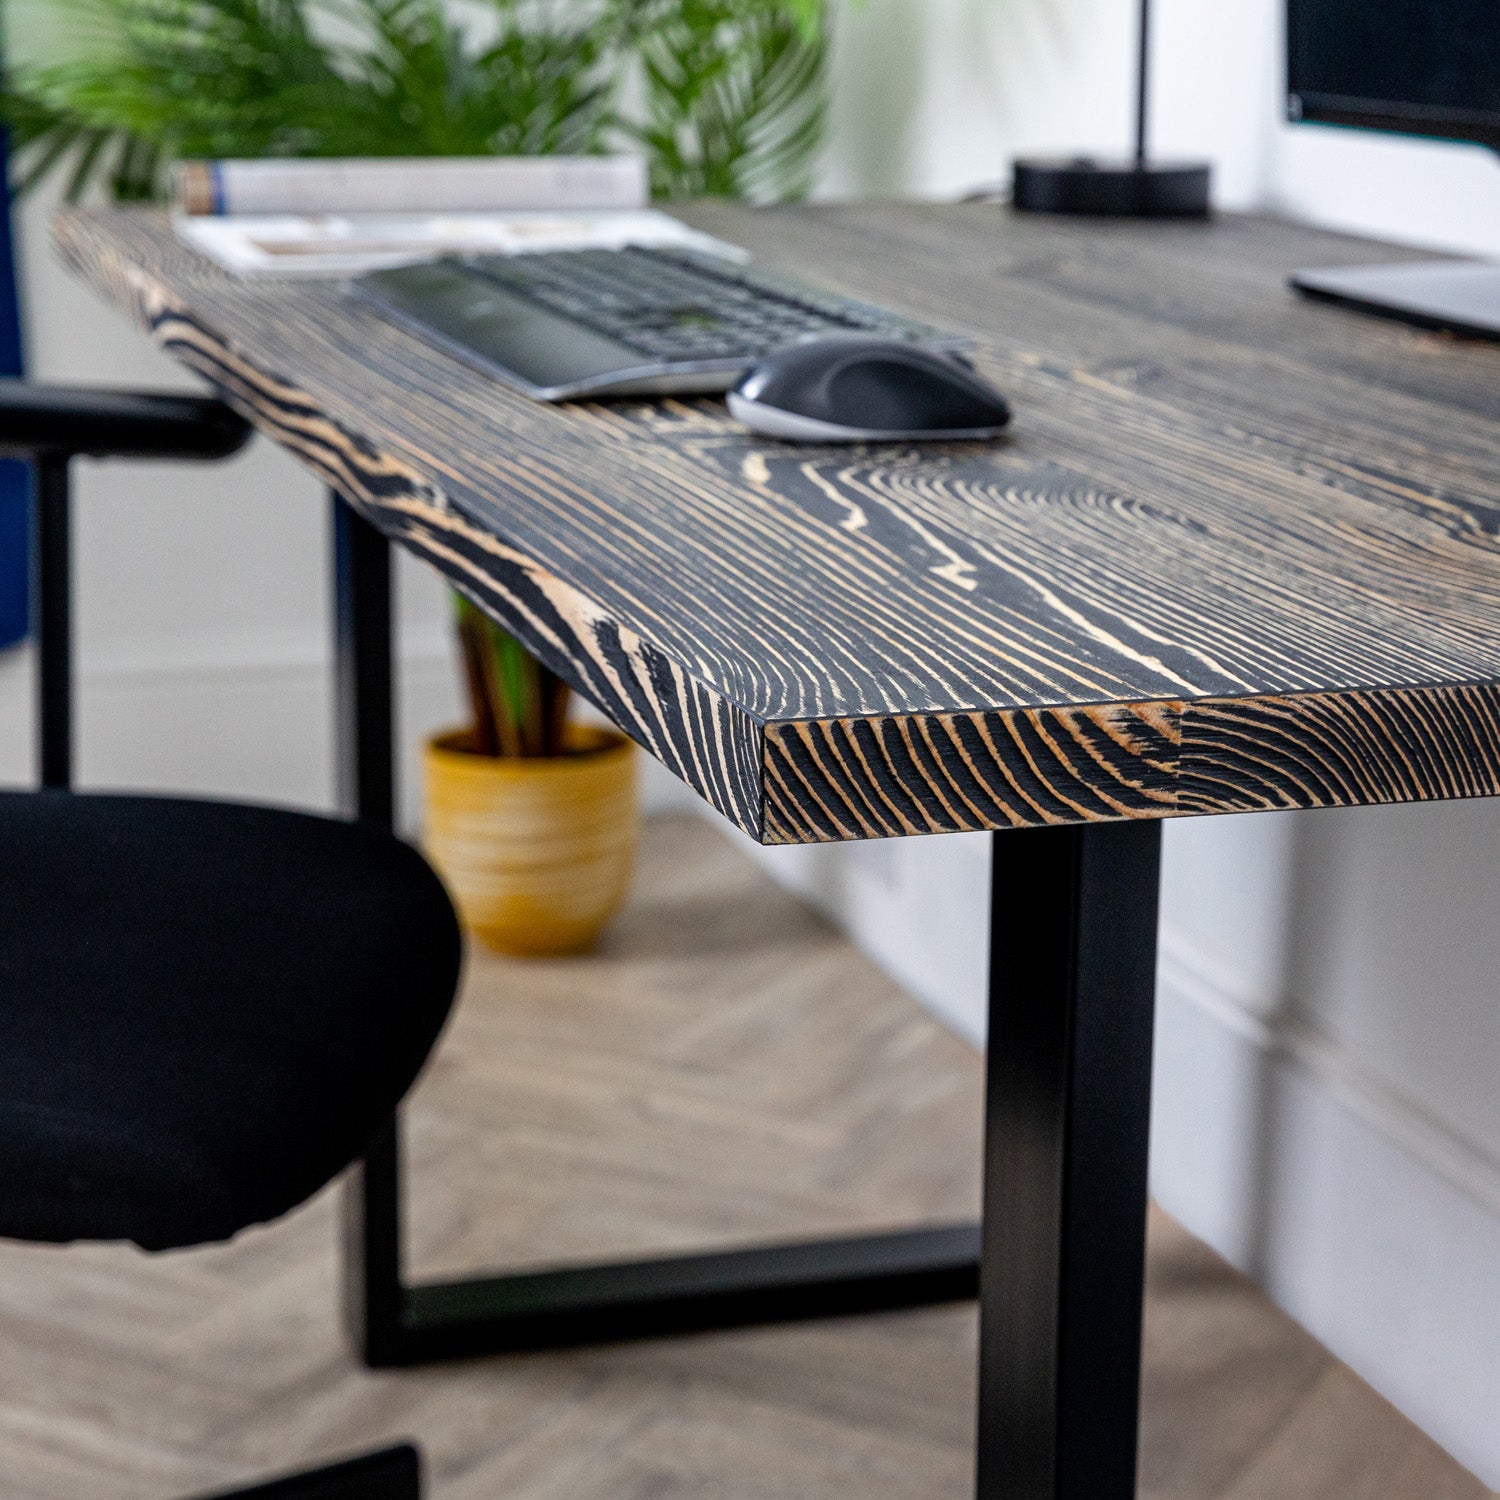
xmin=423 ymin=724 xmax=639 ymax=957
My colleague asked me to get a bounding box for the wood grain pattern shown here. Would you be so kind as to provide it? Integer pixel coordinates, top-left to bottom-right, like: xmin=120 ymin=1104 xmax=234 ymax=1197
xmin=0 ymin=817 xmax=1485 ymax=1499
xmin=53 ymin=205 xmax=1500 ymax=842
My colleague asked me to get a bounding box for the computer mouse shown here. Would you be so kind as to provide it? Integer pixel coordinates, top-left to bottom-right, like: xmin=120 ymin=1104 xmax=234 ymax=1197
xmin=727 ymin=336 xmax=1011 ymax=443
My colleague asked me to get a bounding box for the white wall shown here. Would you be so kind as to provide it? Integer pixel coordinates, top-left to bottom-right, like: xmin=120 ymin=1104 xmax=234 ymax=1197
xmin=0 ymin=173 xmax=454 ymax=811
xmin=820 ymin=0 xmax=1284 ymax=209
xmin=752 ymin=0 xmax=1500 ymax=1486
xmin=5 ymin=0 xmax=1499 ymax=1483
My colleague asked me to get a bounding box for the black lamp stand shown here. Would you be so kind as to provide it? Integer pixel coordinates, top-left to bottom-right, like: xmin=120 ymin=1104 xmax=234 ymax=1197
xmin=1011 ymin=0 xmax=1211 ymax=218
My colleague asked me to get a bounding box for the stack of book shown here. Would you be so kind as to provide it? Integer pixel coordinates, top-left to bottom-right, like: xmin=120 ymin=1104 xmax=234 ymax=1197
xmin=172 ymin=156 xmax=736 ymax=277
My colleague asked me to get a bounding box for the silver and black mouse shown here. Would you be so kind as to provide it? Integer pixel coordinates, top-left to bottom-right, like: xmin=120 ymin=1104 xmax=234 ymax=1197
xmin=727 ymin=336 xmax=1012 ymax=443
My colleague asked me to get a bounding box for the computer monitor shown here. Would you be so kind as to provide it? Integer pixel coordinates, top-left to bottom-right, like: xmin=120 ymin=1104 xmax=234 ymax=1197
xmin=1287 ymin=0 xmax=1500 ymax=339
xmin=1288 ymin=0 xmax=1500 ymax=151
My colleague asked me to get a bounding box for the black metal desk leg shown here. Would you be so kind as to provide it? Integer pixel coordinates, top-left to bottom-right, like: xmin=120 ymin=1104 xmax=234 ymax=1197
xmin=977 ymin=820 xmax=1161 ymax=1500
xmin=331 ymin=490 xmax=395 ymax=830
xmin=330 ymin=490 xmax=407 ymax=1364
xmin=329 ymin=485 xmax=981 ymax=1368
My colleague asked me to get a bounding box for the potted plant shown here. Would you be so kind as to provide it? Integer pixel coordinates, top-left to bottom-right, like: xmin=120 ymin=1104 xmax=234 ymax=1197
xmin=0 ymin=0 xmax=830 ymax=204
xmin=424 ymin=599 xmax=638 ymax=955
xmin=2 ymin=0 xmax=829 ymax=951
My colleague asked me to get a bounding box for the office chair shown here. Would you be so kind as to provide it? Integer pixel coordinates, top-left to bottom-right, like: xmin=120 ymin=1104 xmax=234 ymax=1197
xmin=0 ymin=382 xmax=463 ymax=1498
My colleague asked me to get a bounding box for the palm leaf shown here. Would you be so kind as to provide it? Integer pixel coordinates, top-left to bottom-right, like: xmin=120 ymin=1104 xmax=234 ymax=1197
xmin=2 ymin=0 xmax=620 ymax=199
xmin=617 ymin=0 xmax=827 ymax=202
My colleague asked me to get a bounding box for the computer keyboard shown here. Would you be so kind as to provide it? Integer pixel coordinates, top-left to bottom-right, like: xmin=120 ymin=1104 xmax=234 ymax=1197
xmin=352 ymin=244 xmax=966 ymax=401
xmin=464 ymin=246 xmax=950 ymax=362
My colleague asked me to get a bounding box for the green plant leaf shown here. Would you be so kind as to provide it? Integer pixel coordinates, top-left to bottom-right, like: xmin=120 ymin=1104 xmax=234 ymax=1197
xmin=613 ymin=0 xmax=828 ymax=202
xmin=2 ymin=0 xmax=622 ymax=199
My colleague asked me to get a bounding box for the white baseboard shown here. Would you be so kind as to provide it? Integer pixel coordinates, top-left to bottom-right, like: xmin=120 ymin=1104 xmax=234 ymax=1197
xmin=1152 ymin=934 xmax=1500 ymax=1489
xmin=0 ymin=633 xmax=691 ymax=827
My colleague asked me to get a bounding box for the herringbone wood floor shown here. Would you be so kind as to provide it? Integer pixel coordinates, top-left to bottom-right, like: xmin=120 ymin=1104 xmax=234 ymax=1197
xmin=0 ymin=816 xmax=1487 ymax=1499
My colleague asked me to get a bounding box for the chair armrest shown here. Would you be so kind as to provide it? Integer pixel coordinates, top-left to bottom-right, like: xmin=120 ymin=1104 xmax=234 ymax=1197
xmin=0 ymin=379 xmax=252 ymax=462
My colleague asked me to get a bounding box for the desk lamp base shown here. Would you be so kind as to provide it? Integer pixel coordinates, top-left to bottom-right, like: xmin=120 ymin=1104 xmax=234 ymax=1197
xmin=1011 ymin=156 xmax=1211 ymax=219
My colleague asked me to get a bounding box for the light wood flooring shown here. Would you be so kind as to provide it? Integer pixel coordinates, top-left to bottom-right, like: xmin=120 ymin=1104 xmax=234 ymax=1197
xmin=0 ymin=815 xmax=1488 ymax=1499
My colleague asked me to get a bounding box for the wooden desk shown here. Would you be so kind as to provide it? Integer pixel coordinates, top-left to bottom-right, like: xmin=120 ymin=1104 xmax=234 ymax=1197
xmin=56 ymin=207 xmax=1500 ymax=841
xmin=57 ymin=204 xmax=1500 ymax=1500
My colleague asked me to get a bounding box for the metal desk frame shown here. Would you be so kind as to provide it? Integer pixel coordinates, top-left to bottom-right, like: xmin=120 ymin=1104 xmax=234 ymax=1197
xmin=330 ymin=492 xmax=1162 ymax=1500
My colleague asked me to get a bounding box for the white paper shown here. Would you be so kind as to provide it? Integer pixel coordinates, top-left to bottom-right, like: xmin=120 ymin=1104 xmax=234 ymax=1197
xmin=175 ymin=210 xmax=749 ymax=278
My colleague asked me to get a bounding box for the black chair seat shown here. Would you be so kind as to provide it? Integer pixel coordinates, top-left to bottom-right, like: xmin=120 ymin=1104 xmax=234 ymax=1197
xmin=0 ymin=791 xmax=461 ymax=1251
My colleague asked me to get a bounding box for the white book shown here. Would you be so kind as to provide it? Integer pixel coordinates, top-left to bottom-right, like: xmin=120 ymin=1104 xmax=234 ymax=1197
xmin=173 ymin=155 xmax=649 ymax=216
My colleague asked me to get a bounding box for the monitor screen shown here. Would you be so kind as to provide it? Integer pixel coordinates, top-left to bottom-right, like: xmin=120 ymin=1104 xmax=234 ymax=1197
xmin=1288 ymin=0 xmax=1500 ymax=149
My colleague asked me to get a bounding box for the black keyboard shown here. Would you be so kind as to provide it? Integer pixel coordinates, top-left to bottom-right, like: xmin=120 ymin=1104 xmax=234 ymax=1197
xmin=463 ymin=245 xmax=951 ymax=362
xmin=352 ymin=243 xmax=966 ymax=401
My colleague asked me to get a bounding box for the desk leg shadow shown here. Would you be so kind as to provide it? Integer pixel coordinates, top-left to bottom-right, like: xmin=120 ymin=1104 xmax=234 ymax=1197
xmin=329 ymin=492 xmax=1162 ymax=1500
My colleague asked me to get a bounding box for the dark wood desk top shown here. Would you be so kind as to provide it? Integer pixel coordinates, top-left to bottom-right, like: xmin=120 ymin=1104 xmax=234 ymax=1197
xmin=56 ymin=204 xmax=1500 ymax=844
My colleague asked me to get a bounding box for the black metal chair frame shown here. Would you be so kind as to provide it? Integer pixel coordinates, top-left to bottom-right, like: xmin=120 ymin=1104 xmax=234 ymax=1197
xmin=3 ymin=380 xmax=423 ymax=1500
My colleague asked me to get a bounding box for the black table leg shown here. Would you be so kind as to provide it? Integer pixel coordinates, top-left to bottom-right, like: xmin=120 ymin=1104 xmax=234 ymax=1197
xmin=329 ymin=487 xmax=981 ymax=1368
xmin=330 ymin=491 xmax=409 ymax=1365
xmin=978 ymin=820 xmax=1162 ymax=1500
xmin=331 ymin=486 xmax=1163 ymax=1496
